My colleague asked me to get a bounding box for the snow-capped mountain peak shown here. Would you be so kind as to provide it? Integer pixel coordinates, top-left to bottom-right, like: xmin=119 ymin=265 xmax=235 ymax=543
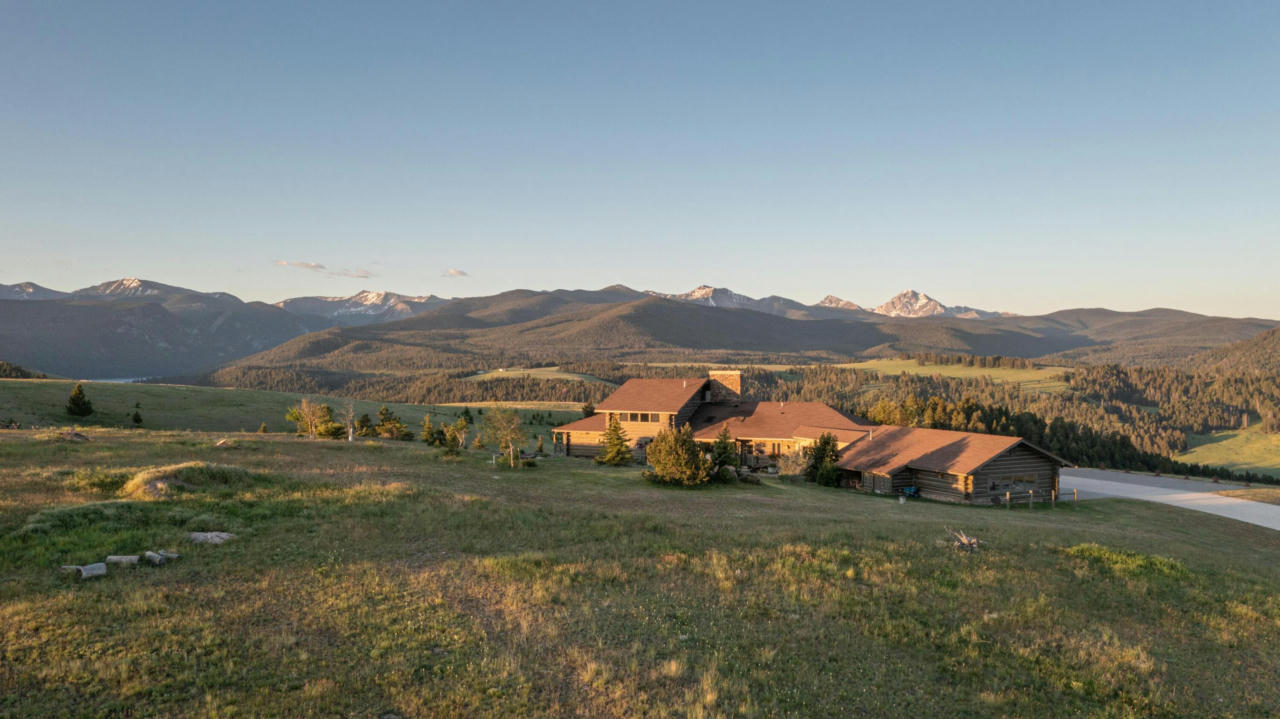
xmin=0 ymin=281 xmax=69 ymax=300
xmin=873 ymin=289 xmax=947 ymax=318
xmin=816 ymin=295 xmax=864 ymax=311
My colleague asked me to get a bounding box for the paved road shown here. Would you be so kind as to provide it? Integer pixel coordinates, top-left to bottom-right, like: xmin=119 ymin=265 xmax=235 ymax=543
xmin=1060 ymin=469 xmax=1280 ymax=532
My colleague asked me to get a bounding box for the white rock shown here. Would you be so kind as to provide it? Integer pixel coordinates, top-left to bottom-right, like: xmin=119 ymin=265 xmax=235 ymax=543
xmin=189 ymin=531 xmax=236 ymax=545
xmin=105 ymin=555 xmax=140 ymax=565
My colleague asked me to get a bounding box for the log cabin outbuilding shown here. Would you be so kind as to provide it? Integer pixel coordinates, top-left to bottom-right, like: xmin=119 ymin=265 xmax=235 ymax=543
xmin=835 ymin=425 xmax=1066 ymax=504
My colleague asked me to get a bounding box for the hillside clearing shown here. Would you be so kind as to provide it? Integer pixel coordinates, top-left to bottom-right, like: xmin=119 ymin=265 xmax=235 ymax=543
xmin=1 ymin=429 xmax=1279 ymax=717
xmin=838 ymin=358 xmax=1070 ymax=391
xmin=1178 ymin=424 xmax=1280 ymax=479
xmin=465 ymin=366 xmax=615 ymax=385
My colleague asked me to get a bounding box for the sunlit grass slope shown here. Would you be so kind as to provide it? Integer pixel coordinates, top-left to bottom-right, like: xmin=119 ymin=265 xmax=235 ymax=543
xmin=1 ymin=429 xmax=1278 ymax=717
xmin=1180 ymin=424 xmax=1280 ymax=479
xmin=0 ymin=378 xmax=579 ymax=439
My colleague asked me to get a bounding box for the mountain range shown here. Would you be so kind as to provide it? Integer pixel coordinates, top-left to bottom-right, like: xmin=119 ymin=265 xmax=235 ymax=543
xmin=1 ymin=279 xmax=1276 ymax=379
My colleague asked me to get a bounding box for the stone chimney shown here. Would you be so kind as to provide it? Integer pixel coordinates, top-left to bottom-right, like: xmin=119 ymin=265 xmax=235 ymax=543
xmin=707 ymin=370 xmax=741 ymax=402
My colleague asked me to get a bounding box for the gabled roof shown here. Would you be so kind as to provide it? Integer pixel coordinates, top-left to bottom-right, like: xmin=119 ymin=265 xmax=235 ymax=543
xmin=836 ymin=425 xmax=1063 ymax=476
xmin=690 ymin=401 xmax=870 ymax=441
xmin=552 ymin=413 xmax=607 ymax=432
xmin=595 ymin=378 xmax=708 ymax=413
xmin=791 ymin=425 xmax=869 ymax=447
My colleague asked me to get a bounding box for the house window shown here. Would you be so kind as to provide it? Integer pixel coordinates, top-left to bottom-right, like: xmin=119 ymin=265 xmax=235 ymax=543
xmin=990 ymin=474 xmax=1038 ymax=494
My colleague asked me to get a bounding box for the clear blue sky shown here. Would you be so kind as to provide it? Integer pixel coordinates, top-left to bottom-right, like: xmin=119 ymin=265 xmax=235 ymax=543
xmin=2 ymin=1 xmax=1277 ymax=316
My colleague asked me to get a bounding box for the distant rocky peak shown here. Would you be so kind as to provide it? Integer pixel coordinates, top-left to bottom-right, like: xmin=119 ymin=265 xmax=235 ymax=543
xmin=873 ymin=290 xmax=948 ymax=318
xmin=816 ymin=295 xmax=864 ymax=311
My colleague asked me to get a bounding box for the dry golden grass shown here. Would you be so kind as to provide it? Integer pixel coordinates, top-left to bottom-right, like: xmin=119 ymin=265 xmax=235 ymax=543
xmin=1 ymin=428 xmax=1279 ymax=717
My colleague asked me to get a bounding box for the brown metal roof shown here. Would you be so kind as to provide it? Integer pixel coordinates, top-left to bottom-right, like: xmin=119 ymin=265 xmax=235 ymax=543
xmin=690 ymin=401 xmax=870 ymax=441
xmin=791 ymin=425 xmax=869 ymax=448
xmin=835 ymin=425 xmax=1058 ymax=476
xmin=595 ymin=378 xmax=708 ymax=412
xmin=552 ymin=413 xmax=607 ymax=432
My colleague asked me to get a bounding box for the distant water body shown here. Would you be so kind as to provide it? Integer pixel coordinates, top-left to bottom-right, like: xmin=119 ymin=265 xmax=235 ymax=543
xmin=87 ymin=378 xmax=150 ymax=383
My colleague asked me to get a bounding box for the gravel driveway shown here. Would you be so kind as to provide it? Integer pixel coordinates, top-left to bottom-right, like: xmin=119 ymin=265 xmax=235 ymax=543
xmin=1060 ymin=468 xmax=1280 ymax=532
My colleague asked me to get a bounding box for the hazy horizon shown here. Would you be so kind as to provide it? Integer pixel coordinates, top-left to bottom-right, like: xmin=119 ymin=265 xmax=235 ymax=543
xmin=3 ymin=2 xmax=1277 ymax=317
xmin=4 ymin=273 xmax=1277 ymax=320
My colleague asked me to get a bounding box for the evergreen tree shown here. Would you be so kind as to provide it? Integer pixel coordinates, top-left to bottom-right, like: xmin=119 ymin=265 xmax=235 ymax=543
xmin=355 ymin=413 xmax=374 ymax=437
xmin=645 ymin=426 xmax=710 ymax=486
xmin=709 ymin=426 xmax=740 ymax=472
xmin=315 ymin=404 xmax=347 ymax=439
xmin=595 ymin=415 xmax=633 ymax=465
xmin=257 ymin=422 xmax=268 ymax=433
xmin=374 ymin=406 xmax=412 ymax=440
xmin=420 ymin=415 xmax=435 ymax=442
xmin=66 ymin=383 xmax=94 ymax=417
xmin=131 ymin=410 xmax=142 ymax=427
xmin=536 ymin=435 xmax=545 ymax=455
xmin=804 ymin=432 xmax=842 ymax=486
xmin=460 ymin=407 xmax=474 ymax=426
xmin=442 ymin=418 xmax=468 ymax=456
xmin=582 ymin=400 xmax=596 ymax=418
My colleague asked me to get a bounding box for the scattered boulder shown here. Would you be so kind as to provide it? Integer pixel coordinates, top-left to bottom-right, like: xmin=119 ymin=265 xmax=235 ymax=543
xmin=61 ymin=562 xmax=107 ymax=579
xmin=189 ymin=531 xmax=236 ymax=545
xmin=144 ymin=551 xmax=167 ymax=566
xmin=105 ymin=555 xmax=140 ymax=565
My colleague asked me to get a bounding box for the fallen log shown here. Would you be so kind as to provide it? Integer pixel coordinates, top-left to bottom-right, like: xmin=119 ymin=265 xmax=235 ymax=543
xmin=946 ymin=527 xmax=981 ymax=552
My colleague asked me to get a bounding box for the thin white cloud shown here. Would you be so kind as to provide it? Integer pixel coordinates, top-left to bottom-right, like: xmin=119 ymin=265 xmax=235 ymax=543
xmin=329 ymin=268 xmax=375 ymax=279
xmin=275 ymin=260 xmax=327 ymax=272
xmin=443 ymin=268 xmax=470 ymax=278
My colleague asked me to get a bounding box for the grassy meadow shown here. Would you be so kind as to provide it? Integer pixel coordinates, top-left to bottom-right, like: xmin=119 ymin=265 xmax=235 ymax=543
xmin=1179 ymin=424 xmax=1280 ymax=479
xmin=837 ymin=359 xmax=1071 ymax=392
xmin=0 ymin=378 xmax=580 ymax=445
xmin=465 ymin=367 xmax=615 ymax=386
xmin=2 ymin=427 xmax=1280 ymax=717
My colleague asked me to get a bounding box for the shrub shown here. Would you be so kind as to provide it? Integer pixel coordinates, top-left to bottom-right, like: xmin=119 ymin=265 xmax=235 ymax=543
xmin=776 ymin=451 xmax=806 ymax=477
xmin=646 ymin=426 xmax=710 ymax=486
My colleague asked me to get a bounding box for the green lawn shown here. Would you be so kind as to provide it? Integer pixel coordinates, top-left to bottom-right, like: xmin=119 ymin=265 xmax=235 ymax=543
xmin=1179 ymin=424 xmax=1280 ymax=479
xmin=2 ymin=428 xmax=1279 ymax=717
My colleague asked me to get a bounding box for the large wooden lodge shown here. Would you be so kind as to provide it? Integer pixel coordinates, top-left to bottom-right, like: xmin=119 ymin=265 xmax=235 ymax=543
xmin=552 ymin=370 xmax=1065 ymax=505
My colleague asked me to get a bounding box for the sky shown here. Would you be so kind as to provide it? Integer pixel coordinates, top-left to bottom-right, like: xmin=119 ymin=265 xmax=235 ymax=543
xmin=1 ymin=1 xmax=1278 ymax=316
